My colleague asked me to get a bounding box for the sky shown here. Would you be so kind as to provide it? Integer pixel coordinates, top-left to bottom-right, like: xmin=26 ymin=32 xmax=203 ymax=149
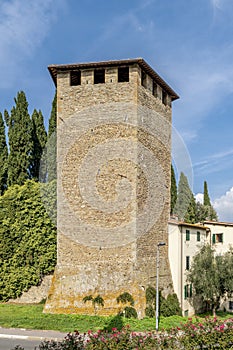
xmin=0 ymin=0 xmax=233 ymax=221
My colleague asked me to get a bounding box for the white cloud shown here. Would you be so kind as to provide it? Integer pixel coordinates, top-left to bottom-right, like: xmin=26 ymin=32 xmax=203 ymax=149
xmin=213 ymin=187 xmax=233 ymax=222
xmin=211 ymin=0 xmax=222 ymax=9
xmin=195 ymin=193 xmax=204 ymax=204
xmin=0 ymin=0 xmax=63 ymax=87
xmin=173 ymin=54 xmax=233 ymax=136
xmin=193 ymin=148 xmax=233 ymax=176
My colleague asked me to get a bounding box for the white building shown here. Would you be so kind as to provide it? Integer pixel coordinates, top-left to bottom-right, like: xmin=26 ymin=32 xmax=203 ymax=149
xmin=168 ymin=219 xmax=233 ymax=316
xmin=202 ymin=221 xmax=233 ymax=255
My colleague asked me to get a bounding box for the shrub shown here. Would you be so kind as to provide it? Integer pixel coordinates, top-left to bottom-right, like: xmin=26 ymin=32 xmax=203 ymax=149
xmin=12 ymin=317 xmax=233 ymax=350
xmin=0 ymin=180 xmax=57 ymax=301
xmin=145 ymin=286 xmax=182 ymax=318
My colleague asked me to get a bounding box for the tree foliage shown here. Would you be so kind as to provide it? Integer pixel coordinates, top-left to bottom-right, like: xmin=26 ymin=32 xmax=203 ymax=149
xmin=196 ymin=181 xmax=218 ymax=222
xmin=174 ymin=172 xmax=195 ymax=222
xmin=0 ymin=180 xmax=57 ymax=301
xmin=184 ymin=192 xmax=197 ymax=224
xmin=47 ymin=92 xmax=57 ymax=182
xmin=0 ymin=112 xmax=8 ymax=194
xmin=145 ymin=286 xmax=181 ymax=317
xmin=31 ymin=109 xmax=47 ymax=181
xmin=170 ymin=164 xmax=177 ymax=215
xmin=4 ymin=91 xmax=33 ymax=186
xmin=203 ymin=181 xmax=211 ymax=206
xmin=188 ymin=245 xmax=233 ymax=316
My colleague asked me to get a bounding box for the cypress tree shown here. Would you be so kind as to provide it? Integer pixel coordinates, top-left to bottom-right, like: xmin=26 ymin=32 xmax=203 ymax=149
xmin=31 ymin=109 xmax=47 ymax=181
xmin=174 ymin=172 xmax=194 ymax=221
xmin=202 ymin=181 xmax=218 ymax=221
xmin=184 ymin=192 xmax=197 ymax=223
xmin=170 ymin=164 xmax=177 ymax=215
xmin=47 ymin=92 xmax=57 ymax=182
xmin=0 ymin=112 xmax=8 ymax=194
xmin=48 ymin=91 xmax=57 ymax=137
xmin=203 ymin=180 xmax=211 ymax=206
xmin=4 ymin=91 xmax=33 ymax=186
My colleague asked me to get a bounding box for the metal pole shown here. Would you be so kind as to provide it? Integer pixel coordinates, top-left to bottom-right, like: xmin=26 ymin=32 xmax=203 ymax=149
xmin=155 ymin=242 xmax=166 ymax=332
xmin=155 ymin=245 xmax=159 ymax=332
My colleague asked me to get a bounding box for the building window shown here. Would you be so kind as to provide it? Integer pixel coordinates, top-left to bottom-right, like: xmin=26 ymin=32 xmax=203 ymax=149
xmin=141 ymin=70 xmax=147 ymax=88
xmin=184 ymin=310 xmax=189 ymax=317
xmin=197 ymin=231 xmax=200 ymax=242
xmin=212 ymin=233 xmax=223 ymax=244
xmin=118 ymin=67 xmax=129 ymax=82
xmin=186 ymin=256 xmax=190 ymax=270
xmin=184 ymin=284 xmax=192 ymax=299
xmin=152 ymin=82 xmax=158 ymax=97
xmin=70 ymin=71 xmax=81 ymax=86
xmin=162 ymin=90 xmax=167 ymax=105
xmin=229 ymin=301 xmax=233 ymax=310
xmin=94 ymin=69 xmax=105 ymax=84
xmin=186 ymin=230 xmax=190 ymax=241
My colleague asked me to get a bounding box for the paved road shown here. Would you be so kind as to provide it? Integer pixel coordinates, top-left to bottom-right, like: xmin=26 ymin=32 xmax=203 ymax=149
xmin=0 ymin=327 xmax=67 ymax=350
xmin=0 ymin=337 xmax=42 ymax=349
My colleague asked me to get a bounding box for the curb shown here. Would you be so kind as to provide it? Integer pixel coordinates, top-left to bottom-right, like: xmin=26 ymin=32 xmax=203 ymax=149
xmin=0 ymin=327 xmax=66 ymax=342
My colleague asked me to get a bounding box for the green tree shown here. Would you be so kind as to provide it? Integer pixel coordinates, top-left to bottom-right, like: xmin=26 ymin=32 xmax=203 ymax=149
xmin=203 ymin=181 xmax=211 ymax=206
xmin=47 ymin=92 xmax=57 ymax=182
xmin=31 ymin=109 xmax=47 ymax=181
xmin=0 ymin=180 xmax=57 ymax=301
xmin=196 ymin=182 xmax=218 ymax=222
xmin=145 ymin=286 xmax=181 ymax=317
xmin=174 ymin=172 xmax=194 ymax=221
xmin=203 ymin=181 xmax=218 ymax=221
xmin=188 ymin=245 xmax=233 ymax=316
xmin=4 ymin=91 xmax=33 ymax=186
xmin=195 ymin=201 xmax=208 ymax=222
xmin=0 ymin=112 xmax=8 ymax=194
xmin=170 ymin=164 xmax=177 ymax=215
xmin=184 ymin=192 xmax=197 ymax=224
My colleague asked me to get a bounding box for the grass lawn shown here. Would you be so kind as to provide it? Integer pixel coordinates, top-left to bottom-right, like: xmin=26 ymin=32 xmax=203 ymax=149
xmin=0 ymin=303 xmax=232 ymax=333
xmin=0 ymin=303 xmax=185 ymax=333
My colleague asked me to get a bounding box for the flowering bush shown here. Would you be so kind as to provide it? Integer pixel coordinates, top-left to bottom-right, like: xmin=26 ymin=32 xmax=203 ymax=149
xmin=12 ymin=317 xmax=233 ymax=350
xmin=173 ymin=316 xmax=233 ymax=349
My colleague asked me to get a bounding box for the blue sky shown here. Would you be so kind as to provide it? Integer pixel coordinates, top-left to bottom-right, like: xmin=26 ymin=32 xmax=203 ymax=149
xmin=1 ymin=0 xmax=233 ymax=221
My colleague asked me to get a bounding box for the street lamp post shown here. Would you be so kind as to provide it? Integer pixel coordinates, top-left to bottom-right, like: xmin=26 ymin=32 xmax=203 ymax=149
xmin=155 ymin=242 xmax=166 ymax=332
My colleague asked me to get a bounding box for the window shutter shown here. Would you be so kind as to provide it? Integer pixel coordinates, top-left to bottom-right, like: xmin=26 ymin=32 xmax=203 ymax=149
xmin=190 ymin=284 xmax=192 ymax=298
xmin=212 ymin=234 xmax=216 ymax=244
xmin=184 ymin=285 xmax=187 ymax=299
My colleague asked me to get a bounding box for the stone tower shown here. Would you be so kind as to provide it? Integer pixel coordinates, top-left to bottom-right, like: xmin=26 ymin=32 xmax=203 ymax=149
xmin=44 ymin=58 xmax=179 ymax=317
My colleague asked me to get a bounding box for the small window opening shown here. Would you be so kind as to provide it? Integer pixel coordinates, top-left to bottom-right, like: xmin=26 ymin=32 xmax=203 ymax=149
xmin=153 ymin=82 xmax=158 ymax=97
xmin=186 ymin=230 xmax=190 ymax=241
xmin=186 ymin=256 xmax=190 ymax=270
xmin=213 ymin=233 xmax=223 ymax=243
xmin=184 ymin=284 xmax=192 ymax=299
xmin=197 ymin=231 xmax=200 ymax=242
xmin=70 ymin=71 xmax=81 ymax=86
xmin=94 ymin=69 xmax=105 ymax=84
xmin=229 ymin=301 xmax=233 ymax=310
xmin=141 ymin=70 xmax=147 ymax=88
xmin=118 ymin=66 xmax=129 ymax=82
xmin=162 ymin=90 xmax=167 ymax=105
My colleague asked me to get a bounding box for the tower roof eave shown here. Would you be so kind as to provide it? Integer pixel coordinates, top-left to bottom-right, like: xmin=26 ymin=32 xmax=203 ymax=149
xmin=48 ymin=58 xmax=179 ymax=101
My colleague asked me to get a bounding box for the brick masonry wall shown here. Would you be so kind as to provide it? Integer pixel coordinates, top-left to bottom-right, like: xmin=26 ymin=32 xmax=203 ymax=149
xmin=44 ymin=63 xmax=174 ymax=317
